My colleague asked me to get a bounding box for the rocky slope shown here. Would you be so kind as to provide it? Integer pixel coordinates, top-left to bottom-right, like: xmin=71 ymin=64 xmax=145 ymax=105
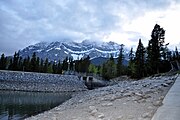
xmin=26 ymin=74 xmax=179 ymax=120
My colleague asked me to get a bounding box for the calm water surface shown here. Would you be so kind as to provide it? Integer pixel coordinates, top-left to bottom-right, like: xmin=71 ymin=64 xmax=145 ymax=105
xmin=0 ymin=90 xmax=72 ymax=120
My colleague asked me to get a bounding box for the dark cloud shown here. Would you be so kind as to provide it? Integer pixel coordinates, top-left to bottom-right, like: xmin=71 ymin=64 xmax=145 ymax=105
xmin=0 ymin=0 xmax=178 ymax=55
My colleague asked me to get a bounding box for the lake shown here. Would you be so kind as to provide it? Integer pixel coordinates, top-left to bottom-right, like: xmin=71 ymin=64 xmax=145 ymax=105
xmin=0 ymin=90 xmax=72 ymax=120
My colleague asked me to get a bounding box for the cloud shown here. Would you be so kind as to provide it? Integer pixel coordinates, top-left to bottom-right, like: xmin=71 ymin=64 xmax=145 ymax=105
xmin=0 ymin=0 xmax=179 ymax=55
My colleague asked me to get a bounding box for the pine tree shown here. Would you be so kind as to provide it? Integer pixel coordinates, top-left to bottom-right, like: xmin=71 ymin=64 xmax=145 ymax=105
xmin=62 ymin=57 xmax=68 ymax=71
xmin=52 ymin=61 xmax=57 ymax=74
xmin=127 ymin=48 xmax=135 ymax=76
xmin=0 ymin=53 xmax=7 ymax=70
xmin=39 ymin=59 xmax=44 ymax=72
xmin=117 ymin=44 xmax=124 ymax=76
xmin=57 ymin=60 xmax=62 ymax=74
xmin=36 ymin=57 xmax=40 ymax=72
xmin=134 ymin=39 xmax=145 ymax=79
xmin=102 ymin=55 xmax=117 ymax=80
xmin=12 ymin=52 xmax=20 ymax=71
xmin=43 ymin=58 xmax=49 ymax=73
xmin=147 ymin=24 xmax=165 ymax=74
xmin=30 ymin=52 xmax=37 ymax=72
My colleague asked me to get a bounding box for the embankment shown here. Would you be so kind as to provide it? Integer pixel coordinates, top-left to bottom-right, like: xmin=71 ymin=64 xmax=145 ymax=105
xmin=0 ymin=70 xmax=87 ymax=92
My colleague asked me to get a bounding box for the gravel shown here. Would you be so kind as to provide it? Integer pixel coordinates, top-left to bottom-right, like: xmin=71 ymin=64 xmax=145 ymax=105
xmin=0 ymin=70 xmax=87 ymax=92
xmin=26 ymin=73 xmax=179 ymax=120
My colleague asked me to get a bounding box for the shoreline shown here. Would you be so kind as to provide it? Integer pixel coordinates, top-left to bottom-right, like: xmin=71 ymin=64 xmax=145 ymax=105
xmin=26 ymin=73 xmax=178 ymax=120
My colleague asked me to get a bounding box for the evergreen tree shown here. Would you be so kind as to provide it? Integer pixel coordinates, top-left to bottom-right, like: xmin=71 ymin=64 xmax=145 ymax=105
xmin=57 ymin=60 xmax=62 ymax=74
xmin=18 ymin=56 xmax=23 ymax=71
xmin=36 ymin=57 xmax=40 ymax=72
xmin=52 ymin=61 xmax=57 ymax=74
xmin=43 ymin=58 xmax=49 ymax=73
xmin=127 ymin=48 xmax=135 ymax=76
xmin=175 ymin=47 xmax=179 ymax=60
xmin=117 ymin=44 xmax=124 ymax=76
xmin=62 ymin=57 xmax=68 ymax=71
xmin=30 ymin=52 xmax=37 ymax=72
xmin=0 ymin=53 xmax=7 ymax=70
xmin=147 ymin=24 xmax=165 ymax=74
xmin=12 ymin=52 xmax=20 ymax=71
xmin=39 ymin=59 xmax=44 ymax=72
xmin=134 ymin=39 xmax=145 ymax=79
xmin=102 ymin=55 xmax=116 ymax=80
xmin=8 ymin=58 xmax=13 ymax=70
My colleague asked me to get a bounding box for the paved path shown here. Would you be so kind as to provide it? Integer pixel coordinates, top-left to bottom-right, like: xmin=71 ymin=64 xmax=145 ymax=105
xmin=152 ymin=74 xmax=180 ymax=120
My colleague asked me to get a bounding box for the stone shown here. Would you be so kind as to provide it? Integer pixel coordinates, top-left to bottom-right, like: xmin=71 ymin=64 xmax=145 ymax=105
xmin=116 ymin=115 xmax=123 ymax=120
xmin=79 ymin=100 xmax=83 ymax=103
xmin=142 ymin=112 xmax=151 ymax=118
xmin=147 ymin=106 xmax=154 ymax=110
xmin=102 ymin=102 xmax=113 ymax=107
xmin=90 ymin=109 xmax=98 ymax=116
xmin=159 ymin=96 xmax=164 ymax=100
xmin=135 ymin=92 xmax=143 ymax=97
xmin=123 ymin=92 xmax=132 ymax=97
xmin=153 ymin=100 xmax=163 ymax=106
xmin=161 ymin=83 xmax=169 ymax=87
xmin=98 ymin=113 xmax=105 ymax=119
xmin=89 ymin=106 xmax=96 ymax=111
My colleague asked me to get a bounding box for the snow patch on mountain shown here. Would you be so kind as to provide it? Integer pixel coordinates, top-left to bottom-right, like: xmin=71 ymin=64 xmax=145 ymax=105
xmin=19 ymin=40 xmax=129 ymax=62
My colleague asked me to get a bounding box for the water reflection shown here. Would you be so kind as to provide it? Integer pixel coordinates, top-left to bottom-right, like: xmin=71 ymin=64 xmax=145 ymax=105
xmin=0 ymin=91 xmax=72 ymax=120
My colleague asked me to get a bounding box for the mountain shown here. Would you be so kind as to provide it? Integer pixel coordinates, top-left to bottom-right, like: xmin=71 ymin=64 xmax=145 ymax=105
xmin=19 ymin=40 xmax=129 ymax=65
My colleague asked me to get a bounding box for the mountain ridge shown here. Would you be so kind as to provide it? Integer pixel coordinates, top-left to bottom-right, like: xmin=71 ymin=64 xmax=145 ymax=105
xmin=19 ymin=40 xmax=129 ymax=64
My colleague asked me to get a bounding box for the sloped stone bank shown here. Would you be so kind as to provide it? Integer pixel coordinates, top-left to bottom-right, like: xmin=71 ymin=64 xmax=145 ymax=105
xmin=0 ymin=70 xmax=87 ymax=92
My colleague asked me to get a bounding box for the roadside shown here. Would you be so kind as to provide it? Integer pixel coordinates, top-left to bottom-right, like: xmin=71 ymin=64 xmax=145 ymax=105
xmin=152 ymin=74 xmax=180 ymax=120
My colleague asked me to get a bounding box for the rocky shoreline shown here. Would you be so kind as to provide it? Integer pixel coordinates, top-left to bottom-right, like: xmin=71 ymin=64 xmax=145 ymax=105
xmin=26 ymin=73 xmax=179 ymax=120
xmin=0 ymin=70 xmax=87 ymax=92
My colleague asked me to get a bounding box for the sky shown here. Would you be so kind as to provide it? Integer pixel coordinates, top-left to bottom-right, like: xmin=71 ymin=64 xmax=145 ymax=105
xmin=0 ymin=0 xmax=180 ymax=56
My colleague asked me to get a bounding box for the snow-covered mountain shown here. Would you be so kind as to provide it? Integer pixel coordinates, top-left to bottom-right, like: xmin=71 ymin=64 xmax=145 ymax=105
xmin=19 ymin=40 xmax=129 ymax=62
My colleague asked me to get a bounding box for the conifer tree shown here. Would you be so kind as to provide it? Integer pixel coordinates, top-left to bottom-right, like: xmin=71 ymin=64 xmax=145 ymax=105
xmin=0 ymin=53 xmax=7 ymax=70
xmin=62 ymin=57 xmax=68 ymax=71
xmin=102 ymin=55 xmax=116 ymax=80
xmin=147 ymin=24 xmax=165 ymax=74
xmin=127 ymin=48 xmax=135 ymax=76
xmin=30 ymin=52 xmax=37 ymax=72
xmin=12 ymin=52 xmax=20 ymax=71
xmin=134 ymin=39 xmax=145 ymax=79
xmin=117 ymin=44 xmax=124 ymax=76
xmin=39 ymin=58 xmax=44 ymax=72
xmin=36 ymin=57 xmax=40 ymax=72
xmin=43 ymin=58 xmax=49 ymax=73
xmin=57 ymin=60 xmax=62 ymax=74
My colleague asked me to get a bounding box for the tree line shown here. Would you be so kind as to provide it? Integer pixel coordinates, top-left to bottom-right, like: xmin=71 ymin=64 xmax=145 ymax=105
xmin=0 ymin=52 xmax=91 ymax=74
xmin=100 ymin=24 xmax=180 ymax=79
xmin=0 ymin=24 xmax=179 ymax=79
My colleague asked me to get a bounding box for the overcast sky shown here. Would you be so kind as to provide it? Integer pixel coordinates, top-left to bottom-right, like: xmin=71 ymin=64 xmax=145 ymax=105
xmin=0 ymin=0 xmax=180 ymax=56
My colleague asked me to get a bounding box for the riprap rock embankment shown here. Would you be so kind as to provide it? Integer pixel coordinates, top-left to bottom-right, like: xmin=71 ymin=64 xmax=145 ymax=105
xmin=0 ymin=70 xmax=87 ymax=92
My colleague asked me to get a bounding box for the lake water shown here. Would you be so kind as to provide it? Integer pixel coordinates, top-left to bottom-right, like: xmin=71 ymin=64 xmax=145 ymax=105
xmin=0 ymin=90 xmax=72 ymax=120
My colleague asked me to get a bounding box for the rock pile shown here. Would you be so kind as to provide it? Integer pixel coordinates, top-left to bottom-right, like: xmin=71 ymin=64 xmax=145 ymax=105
xmin=0 ymin=70 xmax=87 ymax=92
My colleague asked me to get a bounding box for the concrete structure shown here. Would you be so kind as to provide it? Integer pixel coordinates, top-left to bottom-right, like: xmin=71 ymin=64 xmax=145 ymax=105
xmin=152 ymin=74 xmax=180 ymax=120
